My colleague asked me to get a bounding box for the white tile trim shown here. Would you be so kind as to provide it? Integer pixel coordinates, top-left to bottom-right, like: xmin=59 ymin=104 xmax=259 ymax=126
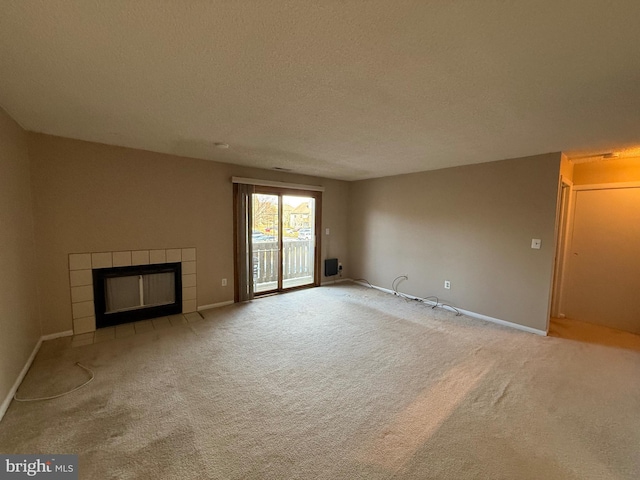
xmin=68 ymin=248 xmax=197 ymax=334
xmin=112 ymin=251 xmax=132 ymax=267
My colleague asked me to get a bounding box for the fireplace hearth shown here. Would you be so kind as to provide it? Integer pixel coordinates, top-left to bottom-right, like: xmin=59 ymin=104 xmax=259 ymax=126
xmin=68 ymin=248 xmax=197 ymax=334
xmin=93 ymin=263 xmax=182 ymax=328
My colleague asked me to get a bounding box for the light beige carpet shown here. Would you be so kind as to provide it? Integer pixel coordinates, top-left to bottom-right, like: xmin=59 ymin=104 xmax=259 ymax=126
xmin=1 ymin=283 xmax=639 ymax=479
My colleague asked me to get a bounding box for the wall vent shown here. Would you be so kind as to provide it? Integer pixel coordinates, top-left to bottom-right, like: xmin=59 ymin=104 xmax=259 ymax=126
xmin=324 ymin=258 xmax=339 ymax=277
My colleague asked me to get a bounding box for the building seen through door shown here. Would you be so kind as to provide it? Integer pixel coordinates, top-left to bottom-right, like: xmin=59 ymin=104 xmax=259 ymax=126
xmin=251 ymin=190 xmax=319 ymax=294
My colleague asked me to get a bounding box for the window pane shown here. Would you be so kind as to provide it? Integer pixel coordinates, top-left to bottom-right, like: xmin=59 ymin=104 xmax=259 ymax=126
xmin=283 ymin=195 xmax=315 ymax=289
xmin=252 ymin=193 xmax=280 ymax=293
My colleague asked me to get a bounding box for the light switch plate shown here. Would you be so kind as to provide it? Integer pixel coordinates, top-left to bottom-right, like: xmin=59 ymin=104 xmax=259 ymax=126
xmin=531 ymin=238 xmax=542 ymax=249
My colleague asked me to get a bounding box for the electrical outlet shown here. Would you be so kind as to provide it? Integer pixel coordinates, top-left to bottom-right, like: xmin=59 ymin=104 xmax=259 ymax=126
xmin=221 ymin=278 xmax=227 ymax=287
xmin=444 ymin=280 xmax=451 ymax=289
xmin=338 ymin=263 xmax=343 ymax=271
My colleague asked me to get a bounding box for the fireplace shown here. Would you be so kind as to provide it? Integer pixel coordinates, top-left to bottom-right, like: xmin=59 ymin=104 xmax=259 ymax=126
xmin=93 ymin=262 xmax=182 ymax=328
xmin=69 ymin=248 xmax=197 ymax=334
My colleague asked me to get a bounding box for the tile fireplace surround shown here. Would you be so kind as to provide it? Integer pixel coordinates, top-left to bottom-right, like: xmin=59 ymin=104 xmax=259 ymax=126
xmin=68 ymin=248 xmax=197 ymax=334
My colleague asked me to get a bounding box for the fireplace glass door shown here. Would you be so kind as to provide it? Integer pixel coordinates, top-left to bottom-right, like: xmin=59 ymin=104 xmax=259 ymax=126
xmin=105 ymin=272 xmax=175 ymax=313
xmin=93 ymin=262 xmax=182 ymax=328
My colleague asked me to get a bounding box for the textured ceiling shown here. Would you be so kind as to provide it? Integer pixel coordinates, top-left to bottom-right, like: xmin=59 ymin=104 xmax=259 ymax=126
xmin=2 ymin=1 xmax=640 ymax=180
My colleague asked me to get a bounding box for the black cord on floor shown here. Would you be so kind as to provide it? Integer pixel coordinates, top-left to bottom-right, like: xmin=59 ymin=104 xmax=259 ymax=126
xmin=392 ymin=276 xmax=462 ymax=316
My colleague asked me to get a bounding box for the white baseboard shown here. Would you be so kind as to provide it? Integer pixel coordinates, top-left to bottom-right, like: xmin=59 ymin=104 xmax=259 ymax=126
xmin=1 ymin=329 xmax=77 ymax=423
xmin=350 ymin=280 xmax=547 ymax=336
xmin=321 ymin=277 xmax=352 ymax=286
xmin=453 ymin=307 xmax=547 ymax=336
xmin=42 ymin=330 xmax=73 ymax=341
xmin=0 ymin=337 xmax=42 ymax=423
xmin=197 ymin=300 xmax=234 ymax=311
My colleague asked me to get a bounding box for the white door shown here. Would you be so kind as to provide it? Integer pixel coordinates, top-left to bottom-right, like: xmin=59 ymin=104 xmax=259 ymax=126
xmin=563 ymin=186 xmax=640 ymax=333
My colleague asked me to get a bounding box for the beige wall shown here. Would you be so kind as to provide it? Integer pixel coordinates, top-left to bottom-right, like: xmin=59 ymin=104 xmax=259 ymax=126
xmin=348 ymin=153 xmax=562 ymax=331
xmin=7 ymin=126 xmax=566 ymax=340
xmin=29 ymin=134 xmax=350 ymax=335
xmin=573 ymin=157 xmax=640 ymax=185
xmin=0 ymin=109 xmax=41 ymax=407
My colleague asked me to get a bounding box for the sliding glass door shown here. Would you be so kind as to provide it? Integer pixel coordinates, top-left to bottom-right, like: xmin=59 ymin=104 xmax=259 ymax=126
xmin=282 ymin=195 xmax=316 ymax=289
xmin=252 ymin=193 xmax=280 ymax=293
xmin=251 ymin=189 xmax=319 ymax=294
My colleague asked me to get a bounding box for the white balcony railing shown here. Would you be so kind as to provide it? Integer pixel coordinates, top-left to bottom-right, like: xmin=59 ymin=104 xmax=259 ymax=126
xmin=253 ymin=239 xmax=314 ymax=289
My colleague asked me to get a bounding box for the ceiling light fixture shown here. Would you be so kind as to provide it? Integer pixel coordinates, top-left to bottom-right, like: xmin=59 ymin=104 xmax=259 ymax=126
xmin=214 ymin=143 xmax=229 ymax=149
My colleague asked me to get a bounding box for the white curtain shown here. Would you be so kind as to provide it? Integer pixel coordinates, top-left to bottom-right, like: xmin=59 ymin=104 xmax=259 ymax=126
xmin=235 ymin=183 xmax=255 ymax=302
xmin=105 ymin=275 xmax=141 ymax=312
xmin=143 ymin=272 xmax=175 ymax=306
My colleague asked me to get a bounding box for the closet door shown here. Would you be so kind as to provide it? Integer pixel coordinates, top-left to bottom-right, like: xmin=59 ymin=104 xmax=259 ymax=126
xmin=563 ymin=186 xmax=640 ymax=333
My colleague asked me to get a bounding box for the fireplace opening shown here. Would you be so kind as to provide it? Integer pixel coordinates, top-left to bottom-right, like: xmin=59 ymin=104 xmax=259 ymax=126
xmin=93 ymin=263 xmax=182 ymax=328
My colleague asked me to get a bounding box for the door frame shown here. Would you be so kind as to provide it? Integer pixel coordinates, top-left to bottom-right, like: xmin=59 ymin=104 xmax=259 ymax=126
xmin=550 ymin=176 xmax=573 ymax=319
xmin=558 ymin=181 xmax=640 ymax=332
xmin=551 ymin=180 xmax=640 ymax=320
xmin=247 ymin=186 xmax=322 ymax=296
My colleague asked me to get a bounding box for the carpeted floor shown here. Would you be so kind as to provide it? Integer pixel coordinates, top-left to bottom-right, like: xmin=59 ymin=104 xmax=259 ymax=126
xmin=1 ymin=283 xmax=639 ymax=479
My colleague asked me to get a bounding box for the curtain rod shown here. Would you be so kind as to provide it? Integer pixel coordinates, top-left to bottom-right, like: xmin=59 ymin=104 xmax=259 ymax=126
xmin=231 ymin=176 xmax=325 ymax=192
